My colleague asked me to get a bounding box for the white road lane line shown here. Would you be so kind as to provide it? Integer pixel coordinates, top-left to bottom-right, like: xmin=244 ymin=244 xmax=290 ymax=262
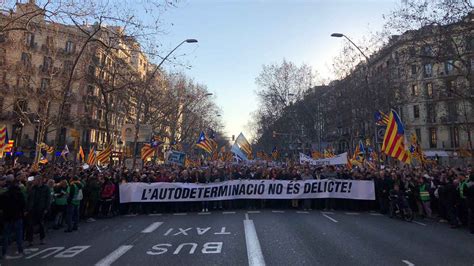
xmin=321 ymin=211 xmax=335 ymax=215
xmin=402 ymin=259 xmax=415 ymax=266
xmin=198 ymin=212 xmax=211 ymax=215
xmin=244 ymin=217 xmax=266 ymax=266
xmin=247 ymin=211 xmax=261 ymax=214
xmin=245 ymin=213 xmax=250 ymax=220
xmin=271 ymin=210 xmax=285 ymax=213
xmin=223 ymin=211 xmax=236 ymax=214
xmin=95 ymin=245 xmax=133 ymax=266
xmin=296 ymin=211 xmax=309 ymax=214
xmin=141 ymin=222 xmax=163 ymax=233
xmin=322 ymin=213 xmax=338 ymax=223
xmin=413 ymin=221 xmax=426 ymax=226
xmin=173 ymin=213 xmax=187 ymax=216
xmin=345 ymin=212 xmax=360 ymax=215
xmin=369 ymin=213 xmax=383 ymax=216
xmin=148 ymin=213 xmax=162 ymax=216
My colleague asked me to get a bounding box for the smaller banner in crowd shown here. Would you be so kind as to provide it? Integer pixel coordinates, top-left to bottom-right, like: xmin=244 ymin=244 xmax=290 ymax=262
xmin=166 ymin=151 xmax=186 ymax=166
xmin=119 ymin=179 xmax=375 ymax=203
xmin=299 ymin=152 xmax=348 ymax=166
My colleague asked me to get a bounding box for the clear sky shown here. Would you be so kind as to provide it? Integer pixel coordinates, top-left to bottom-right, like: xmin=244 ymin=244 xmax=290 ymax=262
xmin=157 ymin=0 xmax=399 ymax=140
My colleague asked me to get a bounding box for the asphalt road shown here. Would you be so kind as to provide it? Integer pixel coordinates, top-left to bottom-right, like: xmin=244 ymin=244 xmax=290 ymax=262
xmin=1 ymin=210 xmax=473 ymax=266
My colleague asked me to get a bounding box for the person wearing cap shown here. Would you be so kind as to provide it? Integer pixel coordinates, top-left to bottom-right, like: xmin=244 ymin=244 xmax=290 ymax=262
xmin=0 ymin=176 xmax=25 ymax=259
xmin=25 ymin=175 xmax=51 ymax=246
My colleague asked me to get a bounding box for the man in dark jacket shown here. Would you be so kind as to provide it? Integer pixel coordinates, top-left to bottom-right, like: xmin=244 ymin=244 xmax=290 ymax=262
xmin=25 ymin=175 xmax=51 ymax=246
xmin=1 ymin=176 xmax=26 ymax=258
xmin=463 ymin=174 xmax=474 ymax=234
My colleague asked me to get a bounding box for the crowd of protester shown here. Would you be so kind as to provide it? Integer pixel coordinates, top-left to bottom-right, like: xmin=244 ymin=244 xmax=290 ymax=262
xmin=0 ymin=161 xmax=473 ymax=258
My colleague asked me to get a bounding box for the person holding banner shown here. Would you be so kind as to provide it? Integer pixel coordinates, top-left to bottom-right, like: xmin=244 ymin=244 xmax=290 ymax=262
xmin=301 ymin=168 xmax=313 ymax=211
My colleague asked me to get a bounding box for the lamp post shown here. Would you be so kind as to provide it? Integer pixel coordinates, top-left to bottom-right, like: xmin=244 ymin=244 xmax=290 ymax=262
xmin=131 ymin=39 xmax=198 ymax=169
xmin=331 ymin=32 xmax=379 ymax=165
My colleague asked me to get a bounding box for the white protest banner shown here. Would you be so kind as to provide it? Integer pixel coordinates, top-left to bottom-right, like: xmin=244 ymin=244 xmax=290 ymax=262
xmin=299 ymin=152 xmax=348 ymax=166
xmin=119 ymin=179 xmax=375 ymax=203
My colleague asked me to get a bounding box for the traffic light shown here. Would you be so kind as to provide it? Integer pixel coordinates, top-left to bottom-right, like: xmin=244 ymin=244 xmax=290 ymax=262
xmin=272 ymin=131 xmax=276 ymax=138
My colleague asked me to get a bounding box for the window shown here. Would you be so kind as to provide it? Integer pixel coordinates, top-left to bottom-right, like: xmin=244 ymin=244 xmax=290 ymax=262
xmin=447 ymin=101 xmax=458 ymax=122
xmin=426 ymin=103 xmax=436 ymax=123
xmin=446 ymin=80 xmax=456 ymax=96
xmin=450 ymin=126 xmax=459 ymax=148
xmin=65 ymin=41 xmax=74 ymax=53
xmin=39 ymin=78 xmax=49 ymax=93
xmin=423 ymin=63 xmax=432 ymax=77
xmin=411 ymin=84 xmax=419 ymax=96
xmin=422 ymin=45 xmax=433 ymax=56
xmin=444 ymin=60 xmax=454 ymax=74
xmin=14 ymin=99 xmax=28 ymax=113
xmin=25 ymin=32 xmax=34 ymax=47
xmin=415 ymin=128 xmax=421 ymax=144
xmin=413 ymin=105 xmax=420 ymax=119
xmin=87 ymin=85 xmax=94 ymax=96
xmin=466 ymin=36 xmax=474 ymax=51
xmin=411 ymin=64 xmax=417 ymax=75
xmin=21 ymin=52 xmax=31 ymax=66
xmin=426 ymin=82 xmax=433 ymax=98
xmin=63 ymin=60 xmax=73 ymax=74
xmin=42 ymin=56 xmax=52 ymax=72
xmin=88 ymin=65 xmax=95 ymax=76
xmin=429 ymin=128 xmax=437 ymax=148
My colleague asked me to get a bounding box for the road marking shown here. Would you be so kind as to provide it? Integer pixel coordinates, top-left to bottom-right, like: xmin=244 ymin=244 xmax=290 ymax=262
xmin=402 ymin=259 xmax=415 ymax=266
xmin=345 ymin=212 xmax=360 ymax=215
xmin=271 ymin=210 xmax=285 ymax=213
xmin=173 ymin=213 xmax=187 ymax=216
xmin=413 ymin=221 xmax=426 ymax=226
xmin=321 ymin=211 xmax=334 ymax=215
xmin=95 ymin=245 xmax=133 ymax=266
xmin=223 ymin=211 xmax=236 ymax=214
xmin=198 ymin=212 xmax=211 ymax=215
xmin=142 ymin=222 xmax=163 ymax=233
xmin=296 ymin=211 xmax=309 ymax=214
xmin=322 ymin=213 xmax=338 ymax=223
xmin=244 ymin=218 xmax=265 ymax=266
xmin=369 ymin=213 xmax=383 ymax=216
xmin=148 ymin=213 xmax=162 ymax=216
xmin=247 ymin=211 xmax=261 ymax=214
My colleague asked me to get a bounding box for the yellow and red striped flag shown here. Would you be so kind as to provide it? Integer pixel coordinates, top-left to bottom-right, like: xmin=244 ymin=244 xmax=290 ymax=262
xmin=97 ymin=144 xmax=112 ymax=164
xmin=87 ymin=146 xmax=97 ymax=165
xmin=141 ymin=144 xmax=155 ymax=161
xmin=381 ymin=110 xmax=411 ymax=164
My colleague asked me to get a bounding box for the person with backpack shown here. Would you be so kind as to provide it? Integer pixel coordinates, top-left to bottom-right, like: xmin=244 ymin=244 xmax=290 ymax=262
xmin=65 ymin=176 xmax=83 ymax=233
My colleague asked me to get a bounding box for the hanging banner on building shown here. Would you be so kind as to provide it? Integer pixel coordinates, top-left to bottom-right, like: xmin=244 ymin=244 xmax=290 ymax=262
xmin=119 ymin=179 xmax=375 ymax=203
xmin=299 ymin=152 xmax=348 ymax=166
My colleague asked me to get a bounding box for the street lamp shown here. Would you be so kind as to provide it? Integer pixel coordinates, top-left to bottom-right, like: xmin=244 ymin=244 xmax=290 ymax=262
xmin=330 ymin=32 xmax=369 ymax=62
xmin=132 ymin=38 xmax=199 ymax=168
